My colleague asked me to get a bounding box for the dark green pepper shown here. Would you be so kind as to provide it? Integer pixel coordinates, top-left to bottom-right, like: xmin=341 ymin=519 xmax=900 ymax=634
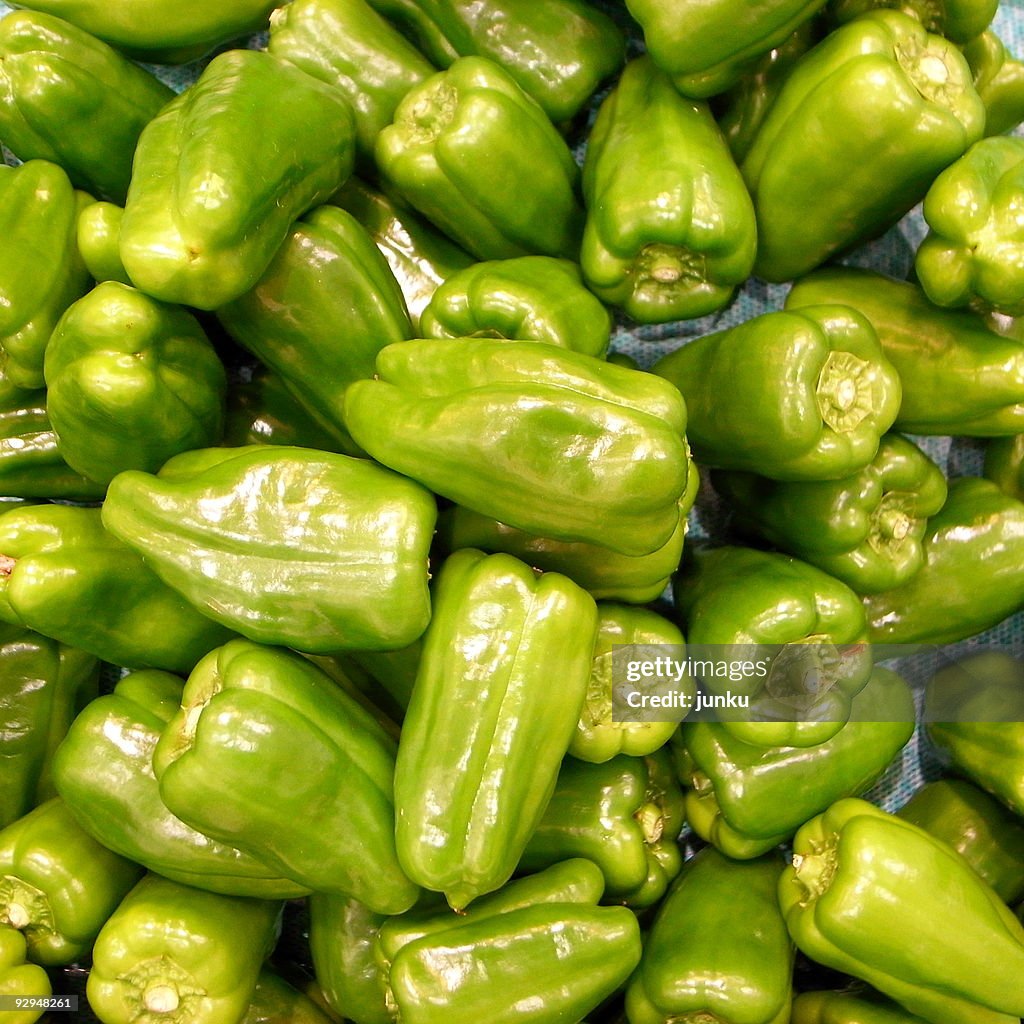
xmin=829 ymin=0 xmax=997 ymax=43
xmin=0 ymin=926 xmax=50 ymax=1024
xmin=984 ymin=433 xmax=1024 ymax=500
xmin=76 ymin=200 xmax=130 ymax=285
xmin=964 ymin=31 xmax=1024 ymax=137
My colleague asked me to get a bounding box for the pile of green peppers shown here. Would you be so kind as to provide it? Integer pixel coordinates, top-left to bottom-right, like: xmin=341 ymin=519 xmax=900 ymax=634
xmin=2 ymin=0 xmax=1024 ymax=1022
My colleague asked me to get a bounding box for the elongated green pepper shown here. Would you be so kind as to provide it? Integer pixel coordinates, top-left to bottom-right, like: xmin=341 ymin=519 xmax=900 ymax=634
xmin=0 ymin=926 xmax=50 ymax=1024
xmin=984 ymin=433 xmax=1024 ymax=501
xmin=964 ymin=31 xmax=1024 ymax=137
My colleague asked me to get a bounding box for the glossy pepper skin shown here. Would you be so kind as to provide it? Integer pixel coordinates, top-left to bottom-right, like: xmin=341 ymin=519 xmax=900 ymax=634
xmin=76 ymin=201 xmax=130 ymax=285
xmin=87 ymin=874 xmax=281 ymax=1024
xmin=120 ymin=50 xmax=356 ymax=310
xmin=916 ymin=137 xmax=1024 ymax=314
xmin=864 ymin=478 xmax=1024 ymax=644
xmin=44 ymin=282 xmax=227 ymax=486
xmin=964 ymin=31 xmax=1024 ymax=137
xmin=786 ymin=267 xmax=1024 ymax=435
xmin=781 ymin=798 xmax=1024 ymax=1024
xmin=330 ymin=177 xmax=473 ymax=332
xmin=0 ymin=624 xmax=97 ymax=830
xmin=677 ymin=666 xmax=915 ymax=859
xmin=984 ymin=433 xmax=1024 ymax=500
xmin=420 ymin=257 xmax=611 ymax=357
xmin=742 ymin=10 xmax=985 ymax=282
xmin=0 ymin=798 xmax=142 ymax=965
xmin=243 ymin=972 xmax=335 ymax=1024
xmin=394 ymin=550 xmax=598 ymax=909
xmin=0 ymin=160 xmax=91 ymax=390
xmin=829 ymin=0 xmax=997 ymax=42
xmin=0 ymin=12 xmax=173 ymax=203
xmin=364 ymin=0 xmax=623 ymax=122
xmin=103 ymin=445 xmax=435 ymax=653
xmin=0 ymin=504 xmax=233 ymax=673
xmin=346 ymin=338 xmax=692 ymax=558
xmin=376 ymin=57 xmax=583 ymax=262
xmin=676 ymin=545 xmax=874 ymax=747
xmin=793 ymin=990 xmax=933 ymax=1024
xmin=581 ymin=56 xmax=756 ymax=323
xmin=714 ymin=435 xmax=948 ymax=594
xmin=654 ymin=305 xmax=900 ymax=481
xmin=268 ymin=0 xmax=434 ymax=168
xmin=53 ymin=670 xmax=309 ymax=899
xmin=0 ymin=926 xmax=50 ymax=1024
xmin=153 ymin=640 xmax=419 ymax=914
xmin=898 ymin=779 xmax=1024 ymax=905
xmin=626 ymin=848 xmax=792 ymax=1024
xmin=217 ymin=205 xmax=412 ymax=457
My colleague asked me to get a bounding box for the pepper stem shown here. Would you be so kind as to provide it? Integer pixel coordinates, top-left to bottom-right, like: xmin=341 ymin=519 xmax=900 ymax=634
xmin=816 ymin=351 xmax=872 ymax=432
xmin=792 ymin=836 xmax=839 ymax=905
xmin=143 ymin=985 xmax=180 ymax=1014
xmin=868 ymin=493 xmax=916 ymax=553
xmin=0 ymin=877 xmax=54 ymax=938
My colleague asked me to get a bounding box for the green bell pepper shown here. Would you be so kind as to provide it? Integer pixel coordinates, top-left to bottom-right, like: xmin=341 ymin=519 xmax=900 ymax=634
xmin=984 ymin=433 xmax=1024 ymax=500
xmin=964 ymin=31 xmax=1024 ymax=137
xmin=120 ymin=49 xmax=356 ymax=310
xmin=676 ymin=545 xmax=874 ymax=746
xmin=677 ymin=665 xmax=915 ymax=859
xmin=0 ymin=624 xmax=97 ymax=830
xmin=829 ymin=0 xmax=997 ymax=43
xmin=0 ymin=926 xmax=50 ymax=1024
xmin=780 ymin=798 xmax=1024 ymax=1024
xmin=87 ymin=874 xmax=281 ymax=1024
xmin=394 ymin=549 xmax=598 ymax=909
xmin=53 ymin=670 xmax=309 ymax=899
xmin=898 ymin=779 xmax=1024 ymax=905
xmin=44 ymin=282 xmax=227 ymax=485
xmin=330 ymin=177 xmax=473 ymax=332
xmin=345 ymin=338 xmax=692 ymax=558
xmin=0 ymin=11 xmax=173 ymax=204
xmin=153 ymin=640 xmax=418 ymax=914
xmin=268 ymin=0 xmax=434 ymax=167
xmin=419 ymin=256 xmax=611 ymax=357
xmin=713 ymin=435 xmax=948 ymax=594
xmin=103 ymin=445 xmax=435 ymax=653
xmin=793 ymin=989 xmax=933 ymax=1024
xmin=243 ymin=972 xmax=335 ymax=1024
xmin=0 ymin=160 xmax=91 ymax=390
xmin=625 ymin=848 xmax=792 ymax=1024
xmin=375 ymin=57 xmax=583 ymax=261
xmin=653 ymin=304 xmax=901 ymax=481
xmin=217 ymin=205 xmax=413 ymax=457
xmin=76 ymin=200 xmax=130 ymax=285
xmin=0 ymin=798 xmax=142 ymax=965
xmin=786 ymin=267 xmax=1024 ymax=434
xmin=864 ymin=477 xmax=1024 ymax=644
xmin=581 ymin=56 xmax=757 ymax=323
xmin=625 ymin=0 xmax=825 ymax=98
xmin=363 ymin=0 xmax=623 ymax=122
xmin=742 ymin=10 xmax=985 ymax=282
xmin=916 ymin=137 xmax=1024 ymax=314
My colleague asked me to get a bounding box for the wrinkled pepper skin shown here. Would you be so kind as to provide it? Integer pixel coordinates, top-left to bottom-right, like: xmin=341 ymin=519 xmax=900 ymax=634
xmin=581 ymin=56 xmax=757 ymax=323
xmin=625 ymin=849 xmax=792 ymax=1024
xmin=793 ymin=990 xmax=932 ymax=1024
xmin=394 ymin=550 xmax=598 ymax=909
xmin=0 ymin=12 xmax=173 ymax=204
xmin=103 ymin=445 xmax=435 ymax=653
xmin=742 ymin=10 xmax=985 ymax=282
xmin=570 ymin=604 xmax=688 ymax=764
xmin=77 ymin=201 xmax=130 ymax=285
xmin=0 ymin=160 xmax=91 ymax=390
xmin=786 ymin=267 xmax=1024 ymax=434
xmin=376 ymin=57 xmax=584 ymax=262
xmin=243 ymin=972 xmax=335 ymax=1024
xmin=330 ymin=177 xmax=473 ymax=332
xmin=87 ymin=875 xmax=281 ymax=1024
xmin=654 ymin=305 xmax=900 ymax=481
xmin=44 ymin=282 xmax=227 ymax=486
xmin=714 ymin=435 xmax=948 ymax=594
xmin=519 ymin=751 xmax=684 ymax=907
xmin=0 ymin=798 xmax=142 ymax=965
xmin=780 ymin=798 xmax=1024 ymax=1024
xmin=364 ymin=0 xmax=623 ymax=122
xmin=53 ymin=670 xmax=309 ymax=899
xmin=916 ymin=137 xmax=1024 ymax=314
xmin=625 ymin=0 xmax=825 ymax=98
xmin=420 ymin=257 xmax=611 ymax=357
xmin=676 ymin=545 xmax=874 ymax=747
xmin=864 ymin=478 xmax=1024 ymax=644
xmin=8 ymin=0 xmax=279 ymax=63
xmin=0 ymin=504 xmax=233 ymax=672
xmin=153 ymin=640 xmax=418 ymax=914
xmin=0 ymin=624 xmax=98 ymax=830
xmin=964 ymin=31 xmax=1024 ymax=137
xmin=984 ymin=433 xmax=1024 ymax=501
xmin=218 ymin=205 xmax=412 ymax=457
xmin=677 ymin=666 xmax=915 ymax=859
xmin=0 ymin=926 xmax=50 ymax=1024
xmin=898 ymin=779 xmax=1024 ymax=905
xmin=268 ymin=0 xmax=434 ymax=167
xmin=120 ymin=50 xmax=356 ymax=310
xmin=390 ymin=903 xmax=641 ymax=1024
xmin=346 ymin=338 xmax=692 ymax=557
xmin=829 ymin=0 xmax=997 ymax=42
